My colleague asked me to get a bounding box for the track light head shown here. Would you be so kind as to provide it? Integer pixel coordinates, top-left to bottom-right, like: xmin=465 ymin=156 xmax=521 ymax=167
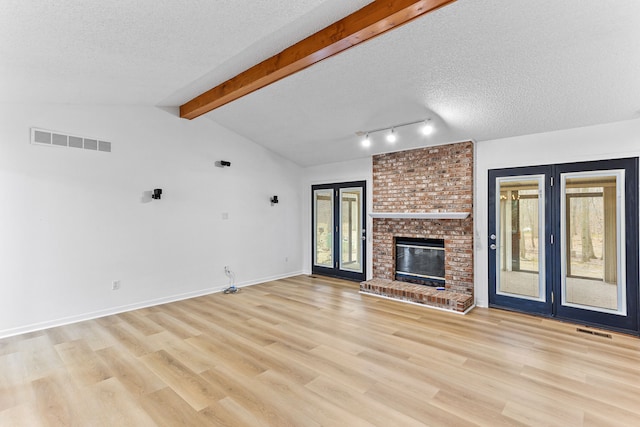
xmin=386 ymin=128 xmax=397 ymax=143
xmin=361 ymin=133 xmax=371 ymax=147
xmin=421 ymin=119 xmax=434 ymax=136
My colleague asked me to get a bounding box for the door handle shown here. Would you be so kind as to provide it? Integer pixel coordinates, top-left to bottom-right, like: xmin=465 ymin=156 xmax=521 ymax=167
xmin=490 ymin=244 xmax=497 ymax=250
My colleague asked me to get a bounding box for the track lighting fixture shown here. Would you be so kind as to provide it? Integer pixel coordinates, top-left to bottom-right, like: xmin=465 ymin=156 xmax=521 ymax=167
xmin=386 ymin=128 xmax=397 ymax=143
xmin=420 ymin=119 xmax=434 ymax=136
xmin=356 ymin=117 xmax=434 ymax=147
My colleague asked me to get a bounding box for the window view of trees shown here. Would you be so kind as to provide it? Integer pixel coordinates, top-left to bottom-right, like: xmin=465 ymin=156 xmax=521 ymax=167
xmin=340 ymin=191 xmax=361 ymax=271
xmin=314 ymin=192 xmax=333 ymax=266
xmin=565 ymin=181 xmax=616 ymax=283
xmin=498 ymin=181 xmax=542 ymax=299
xmin=517 ymin=190 xmax=539 ymax=273
xmin=514 ymin=184 xmax=612 ymax=282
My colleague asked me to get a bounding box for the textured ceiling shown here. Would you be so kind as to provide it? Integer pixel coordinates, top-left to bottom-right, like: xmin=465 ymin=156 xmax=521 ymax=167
xmin=0 ymin=0 xmax=370 ymax=105
xmin=2 ymin=0 xmax=639 ymax=166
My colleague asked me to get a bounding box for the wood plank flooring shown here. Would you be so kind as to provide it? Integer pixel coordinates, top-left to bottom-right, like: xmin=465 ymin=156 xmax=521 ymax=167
xmin=1 ymin=275 xmax=640 ymax=426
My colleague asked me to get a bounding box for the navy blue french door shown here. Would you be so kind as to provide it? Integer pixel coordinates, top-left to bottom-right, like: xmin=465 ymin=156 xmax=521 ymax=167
xmin=488 ymin=165 xmax=553 ymax=316
xmin=312 ymin=181 xmax=367 ymax=281
xmin=489 ymin=158 xmax=639 ymax=334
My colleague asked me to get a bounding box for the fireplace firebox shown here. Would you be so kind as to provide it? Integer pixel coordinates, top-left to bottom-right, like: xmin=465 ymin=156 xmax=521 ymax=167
xmin=395 ymin=237 xmax=445 ymax=287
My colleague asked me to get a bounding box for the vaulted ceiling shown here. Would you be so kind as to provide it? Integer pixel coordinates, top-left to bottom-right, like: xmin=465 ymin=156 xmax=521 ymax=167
xmin=2 ymin=0 xmax=639 ymax=166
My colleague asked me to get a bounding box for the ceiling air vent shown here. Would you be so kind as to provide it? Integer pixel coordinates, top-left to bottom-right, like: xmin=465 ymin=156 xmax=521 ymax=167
xmin=30 ymin=128 xmax=112 ymax=153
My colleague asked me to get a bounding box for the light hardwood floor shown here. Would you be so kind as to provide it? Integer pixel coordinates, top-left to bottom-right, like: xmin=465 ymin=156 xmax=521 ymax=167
xmin=1 ymin=275 xmax=640 ymax=426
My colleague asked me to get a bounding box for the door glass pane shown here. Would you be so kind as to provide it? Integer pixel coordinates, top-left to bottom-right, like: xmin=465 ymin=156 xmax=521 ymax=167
xmin=561 ymin=171 xmax=626 ymax=314
xmin=496 ymin=176 xmax=545 ymax=301
xmin=314 ymin=189 xmax=333 ymax=267
xmin=339 ymin=188 xmax=363 ymax=272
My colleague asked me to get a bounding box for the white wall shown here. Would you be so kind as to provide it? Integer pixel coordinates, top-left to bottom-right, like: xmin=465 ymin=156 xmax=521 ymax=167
xmin=475 ymin=118 xmax=640 ymax=307
xmin=0 ymin=104 xmax=303 ymax=338
xmin=6 ymin=105 xmax=635 ymax=337
xmin=301 ymin=157 xmax=373 ymax=278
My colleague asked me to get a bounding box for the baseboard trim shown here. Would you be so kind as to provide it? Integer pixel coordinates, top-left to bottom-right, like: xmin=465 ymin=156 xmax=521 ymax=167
xmin=0 ymin=270 xmax=303 ymax=339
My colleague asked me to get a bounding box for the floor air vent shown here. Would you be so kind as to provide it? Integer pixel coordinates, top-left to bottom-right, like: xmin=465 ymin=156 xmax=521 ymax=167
xmin=576 ymin=328 xmax=612 ymax=339
xmin=31 ymin=128 xmax=111 ymax=153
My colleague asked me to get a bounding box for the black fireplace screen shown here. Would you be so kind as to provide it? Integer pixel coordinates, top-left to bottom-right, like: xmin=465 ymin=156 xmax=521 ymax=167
xmin=395 ymin=237 xmax=445 ymax=286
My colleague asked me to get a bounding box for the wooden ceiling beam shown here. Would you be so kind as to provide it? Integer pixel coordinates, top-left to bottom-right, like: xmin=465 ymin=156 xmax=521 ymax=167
xmin=179 ymin=0 xmax=456 ymax=120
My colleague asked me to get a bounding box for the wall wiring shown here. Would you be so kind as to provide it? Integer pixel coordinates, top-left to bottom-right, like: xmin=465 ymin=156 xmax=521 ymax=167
xmin=223 ymin=266 xmax=239 ymax=294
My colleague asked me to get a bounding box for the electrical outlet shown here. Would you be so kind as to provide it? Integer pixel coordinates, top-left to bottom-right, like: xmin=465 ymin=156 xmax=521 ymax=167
xmin=224 ymin=266 xmax=230 ymax=275
xmin=112 ymin=280 xmax=121 ymax=290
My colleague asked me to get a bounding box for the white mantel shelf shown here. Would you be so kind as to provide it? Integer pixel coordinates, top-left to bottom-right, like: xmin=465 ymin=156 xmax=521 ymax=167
xmin=368 ymin=212 xmax=470 ymax=220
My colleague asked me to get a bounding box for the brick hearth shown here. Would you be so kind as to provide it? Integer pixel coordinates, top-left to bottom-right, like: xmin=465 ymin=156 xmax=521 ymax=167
xmin=360 ymin=278 xmax=473 ymax=313
xmin=361 ymin=142 xmax=474 ymax=313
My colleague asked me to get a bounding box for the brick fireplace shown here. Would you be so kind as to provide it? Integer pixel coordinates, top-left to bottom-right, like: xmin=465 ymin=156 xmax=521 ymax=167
xmin=360 ymin=141 xmax=474 ymax=313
